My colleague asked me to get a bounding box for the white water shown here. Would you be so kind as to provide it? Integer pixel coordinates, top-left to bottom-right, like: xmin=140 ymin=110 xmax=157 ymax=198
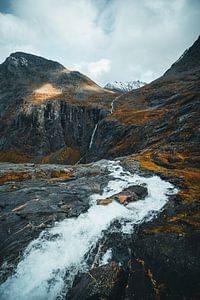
xmin=0 ymin=160 xmax=177 ymax=300
xmin=110 ymin=96 xmax=120 ymax=114
xmin=89 ymin=123 xmax=98 ymax=149
xmin=100 ymin=248 xmax=112 ymax=266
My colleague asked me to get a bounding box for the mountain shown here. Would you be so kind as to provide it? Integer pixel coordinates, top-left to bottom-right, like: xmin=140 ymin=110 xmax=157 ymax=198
xmin=0 ymin=52 xmax=115 ymax=164
xmin=0 ymin=37 xmax=200 ymax=299
xmin=104 ymin=80 xmax=146 ymax=92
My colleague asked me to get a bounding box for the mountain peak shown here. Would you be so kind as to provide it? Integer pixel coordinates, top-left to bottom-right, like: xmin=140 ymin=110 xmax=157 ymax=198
xmin=104 ymin=80 xmax=146 ymax=93
xmin=3 ymin=51 xmax=65 ymax=72
xmin=164 ymin=35 xmax=200 ymax=78
xmin=7 ymin=53 xmax=29 ymax=67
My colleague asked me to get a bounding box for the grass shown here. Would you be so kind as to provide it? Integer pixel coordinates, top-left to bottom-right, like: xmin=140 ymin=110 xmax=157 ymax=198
xmin=128 ymin=147 xmax=200 ymax=235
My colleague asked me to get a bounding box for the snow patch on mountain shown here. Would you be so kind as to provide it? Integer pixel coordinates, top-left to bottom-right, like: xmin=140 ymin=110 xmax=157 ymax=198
xmin=104 ymin=80 xmax=146 ymax=93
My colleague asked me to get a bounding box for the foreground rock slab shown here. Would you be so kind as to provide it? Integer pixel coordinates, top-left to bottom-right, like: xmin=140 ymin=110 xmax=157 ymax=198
xmin=0 ymin=162 xmax=109 ymax=281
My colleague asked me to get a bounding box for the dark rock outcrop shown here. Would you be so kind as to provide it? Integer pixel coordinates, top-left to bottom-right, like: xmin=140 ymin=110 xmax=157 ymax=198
xmin=97 ymin=185 xmax=148 ymax=205
xmin=68 ymin=262 xmax=127 ymax=300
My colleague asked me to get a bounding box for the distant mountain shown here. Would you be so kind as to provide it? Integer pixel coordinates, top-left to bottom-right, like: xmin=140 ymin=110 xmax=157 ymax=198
xmin=104 ymin=80 xmax=146 ymax=93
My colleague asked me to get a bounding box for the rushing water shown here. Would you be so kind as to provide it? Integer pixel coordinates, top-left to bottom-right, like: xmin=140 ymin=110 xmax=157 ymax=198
xmin=89 ymin=123 xmax=98 ymax=149
xmin=0 ymin=160 xmax=177 ymax=300
xmin=110 ymin=96 xmax=120 ymax=114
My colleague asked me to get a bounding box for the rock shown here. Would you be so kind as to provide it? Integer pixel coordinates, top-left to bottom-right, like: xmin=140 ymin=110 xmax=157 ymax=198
xmin=67 ymin=262 xmax=126 ymax=300
xmin=113 ymin=191 xmax=138 ymax=204
xmin=124 ymin=185 xmax=148 ymax=199
xmin=97 ymin=185 xmax=148 ymax=206
xmin=50 ymin=170 xmax=74 ymax=180
xmin=116 ymin=194 xmax=129 ymax=204
xmin=60 ymin=204 xmax=70 ymax=211
xmin=0 ymin=161 xmax=109 ymax=279
xmin=125 ymin=259 xmax=160 ymax=300
xmin=131 ymin=220 xmax=200 ymax=299
xmin=96 ymin=199 xmax=113 ymax=205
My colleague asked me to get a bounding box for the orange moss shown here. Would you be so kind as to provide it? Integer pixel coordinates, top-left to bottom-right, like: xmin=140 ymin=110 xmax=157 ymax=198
xmin=0 ymin=151 xmax=32 ymax=163
xmin=144 ymin=225 xmax=186 ymax=235
xmin=40 ymin=147 xmax=80 ymax=165
xmin=51 ymin=170 xmax=74 ymax=180
xmin=108 ymin=108 xmax=166 ymax=126
xmin=169 ymin=209 xmax=200 ymax=230
xmin=57 ymin=147 xmax=80 ymax=165
xmin=111 ymin=140 xmax=132 ymax=154
xmin=0 ymin=172 xmax=31 ymax=184
xmin=40 ymin=153 xmax=52 ymax=164
xmin=128 ymin=148 xmax=200 ymax=234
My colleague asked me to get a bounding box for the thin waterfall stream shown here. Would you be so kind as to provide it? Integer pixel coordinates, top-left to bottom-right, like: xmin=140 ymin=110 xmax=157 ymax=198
xmin=110 ymin=96 xmax=120 ymax=114
xmin=89 ymin=123 xmax=98 ymax=149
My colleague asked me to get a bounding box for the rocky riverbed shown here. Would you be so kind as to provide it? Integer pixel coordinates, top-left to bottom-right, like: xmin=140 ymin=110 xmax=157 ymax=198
xmin=0 ymin=158 xmax=183 ymax=299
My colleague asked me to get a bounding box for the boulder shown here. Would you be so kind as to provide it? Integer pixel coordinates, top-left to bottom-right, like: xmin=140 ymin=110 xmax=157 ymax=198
xmin=97 ymin=185 xmax=148 ymax=206
xmin=67 ymin=262 xmax=126 ymax=300
xmin=96 ymin=199 xmax=113 ymax=205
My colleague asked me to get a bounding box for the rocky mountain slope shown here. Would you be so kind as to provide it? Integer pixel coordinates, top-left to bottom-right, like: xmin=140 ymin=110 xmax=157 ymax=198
xmin=0 ymin=52 xmax=116 ymax=164
xmin=104 ymin=80 xmax=146 ymax=93
xmin=0 ymin=37 xmax=199 ymax=299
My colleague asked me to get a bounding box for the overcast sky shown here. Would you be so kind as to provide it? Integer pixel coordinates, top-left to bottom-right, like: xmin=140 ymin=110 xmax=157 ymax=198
xmin=0 ymin=0 xmax=199 ymax=85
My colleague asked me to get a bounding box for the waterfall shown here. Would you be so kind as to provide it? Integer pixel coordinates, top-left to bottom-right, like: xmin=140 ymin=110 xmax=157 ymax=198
xmin=110 ymin=96 xmax=120 ymax=114
xmin=89 ymin=123 xmax=98 ymax=149
xmin=0 ymin=160 xmax=177 ymax=300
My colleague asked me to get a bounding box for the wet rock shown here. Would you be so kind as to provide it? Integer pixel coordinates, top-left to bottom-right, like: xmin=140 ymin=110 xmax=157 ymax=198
xmin=0 ymin=162 xmax=110 ymax=280
xmin=96 ymin=199 xmax=113 ymax=205
xmin=113 ymin=185 xmax=148 ymax=205
xmin=131 ymin=222 xmax=200 ymax=299
xmin=97 ymin=185 xmax=148 ymax=206
xmin=68 ymin=262 xmax=126 ymax=300
xmin=125 ymin=259 xmax=159 ymax=300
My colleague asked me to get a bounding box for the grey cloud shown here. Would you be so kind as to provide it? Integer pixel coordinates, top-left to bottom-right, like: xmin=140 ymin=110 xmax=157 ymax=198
xmin=0 ymin=0 xmax=199 ymax=85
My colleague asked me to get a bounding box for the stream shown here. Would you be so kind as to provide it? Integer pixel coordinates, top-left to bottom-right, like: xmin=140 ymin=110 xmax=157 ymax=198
xmin=0 ymin=160 xmax=177 ymax=300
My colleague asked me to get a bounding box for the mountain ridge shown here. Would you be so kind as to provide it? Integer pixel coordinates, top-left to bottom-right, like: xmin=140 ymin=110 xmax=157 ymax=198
xmin=104 ymin=80 xmax=146 ymax=93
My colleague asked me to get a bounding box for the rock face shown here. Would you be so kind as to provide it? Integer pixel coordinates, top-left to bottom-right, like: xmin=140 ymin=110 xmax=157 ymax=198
xmin=0 ymin=52 xmax=115 ymax=164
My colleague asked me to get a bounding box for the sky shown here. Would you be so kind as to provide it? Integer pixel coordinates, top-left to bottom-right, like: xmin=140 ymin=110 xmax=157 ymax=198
xmin=0 ymin=0 xmax=199 ymax=86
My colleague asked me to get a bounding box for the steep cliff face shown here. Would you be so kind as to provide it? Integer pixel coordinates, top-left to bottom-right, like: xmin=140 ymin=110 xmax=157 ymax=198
xmin=2 ymin=39 xmax=199 ymax=165
xmin=0 ymin=52 xmax=115 ymax=163
xmin=1 ymin=99 xmax=105 ymax=163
